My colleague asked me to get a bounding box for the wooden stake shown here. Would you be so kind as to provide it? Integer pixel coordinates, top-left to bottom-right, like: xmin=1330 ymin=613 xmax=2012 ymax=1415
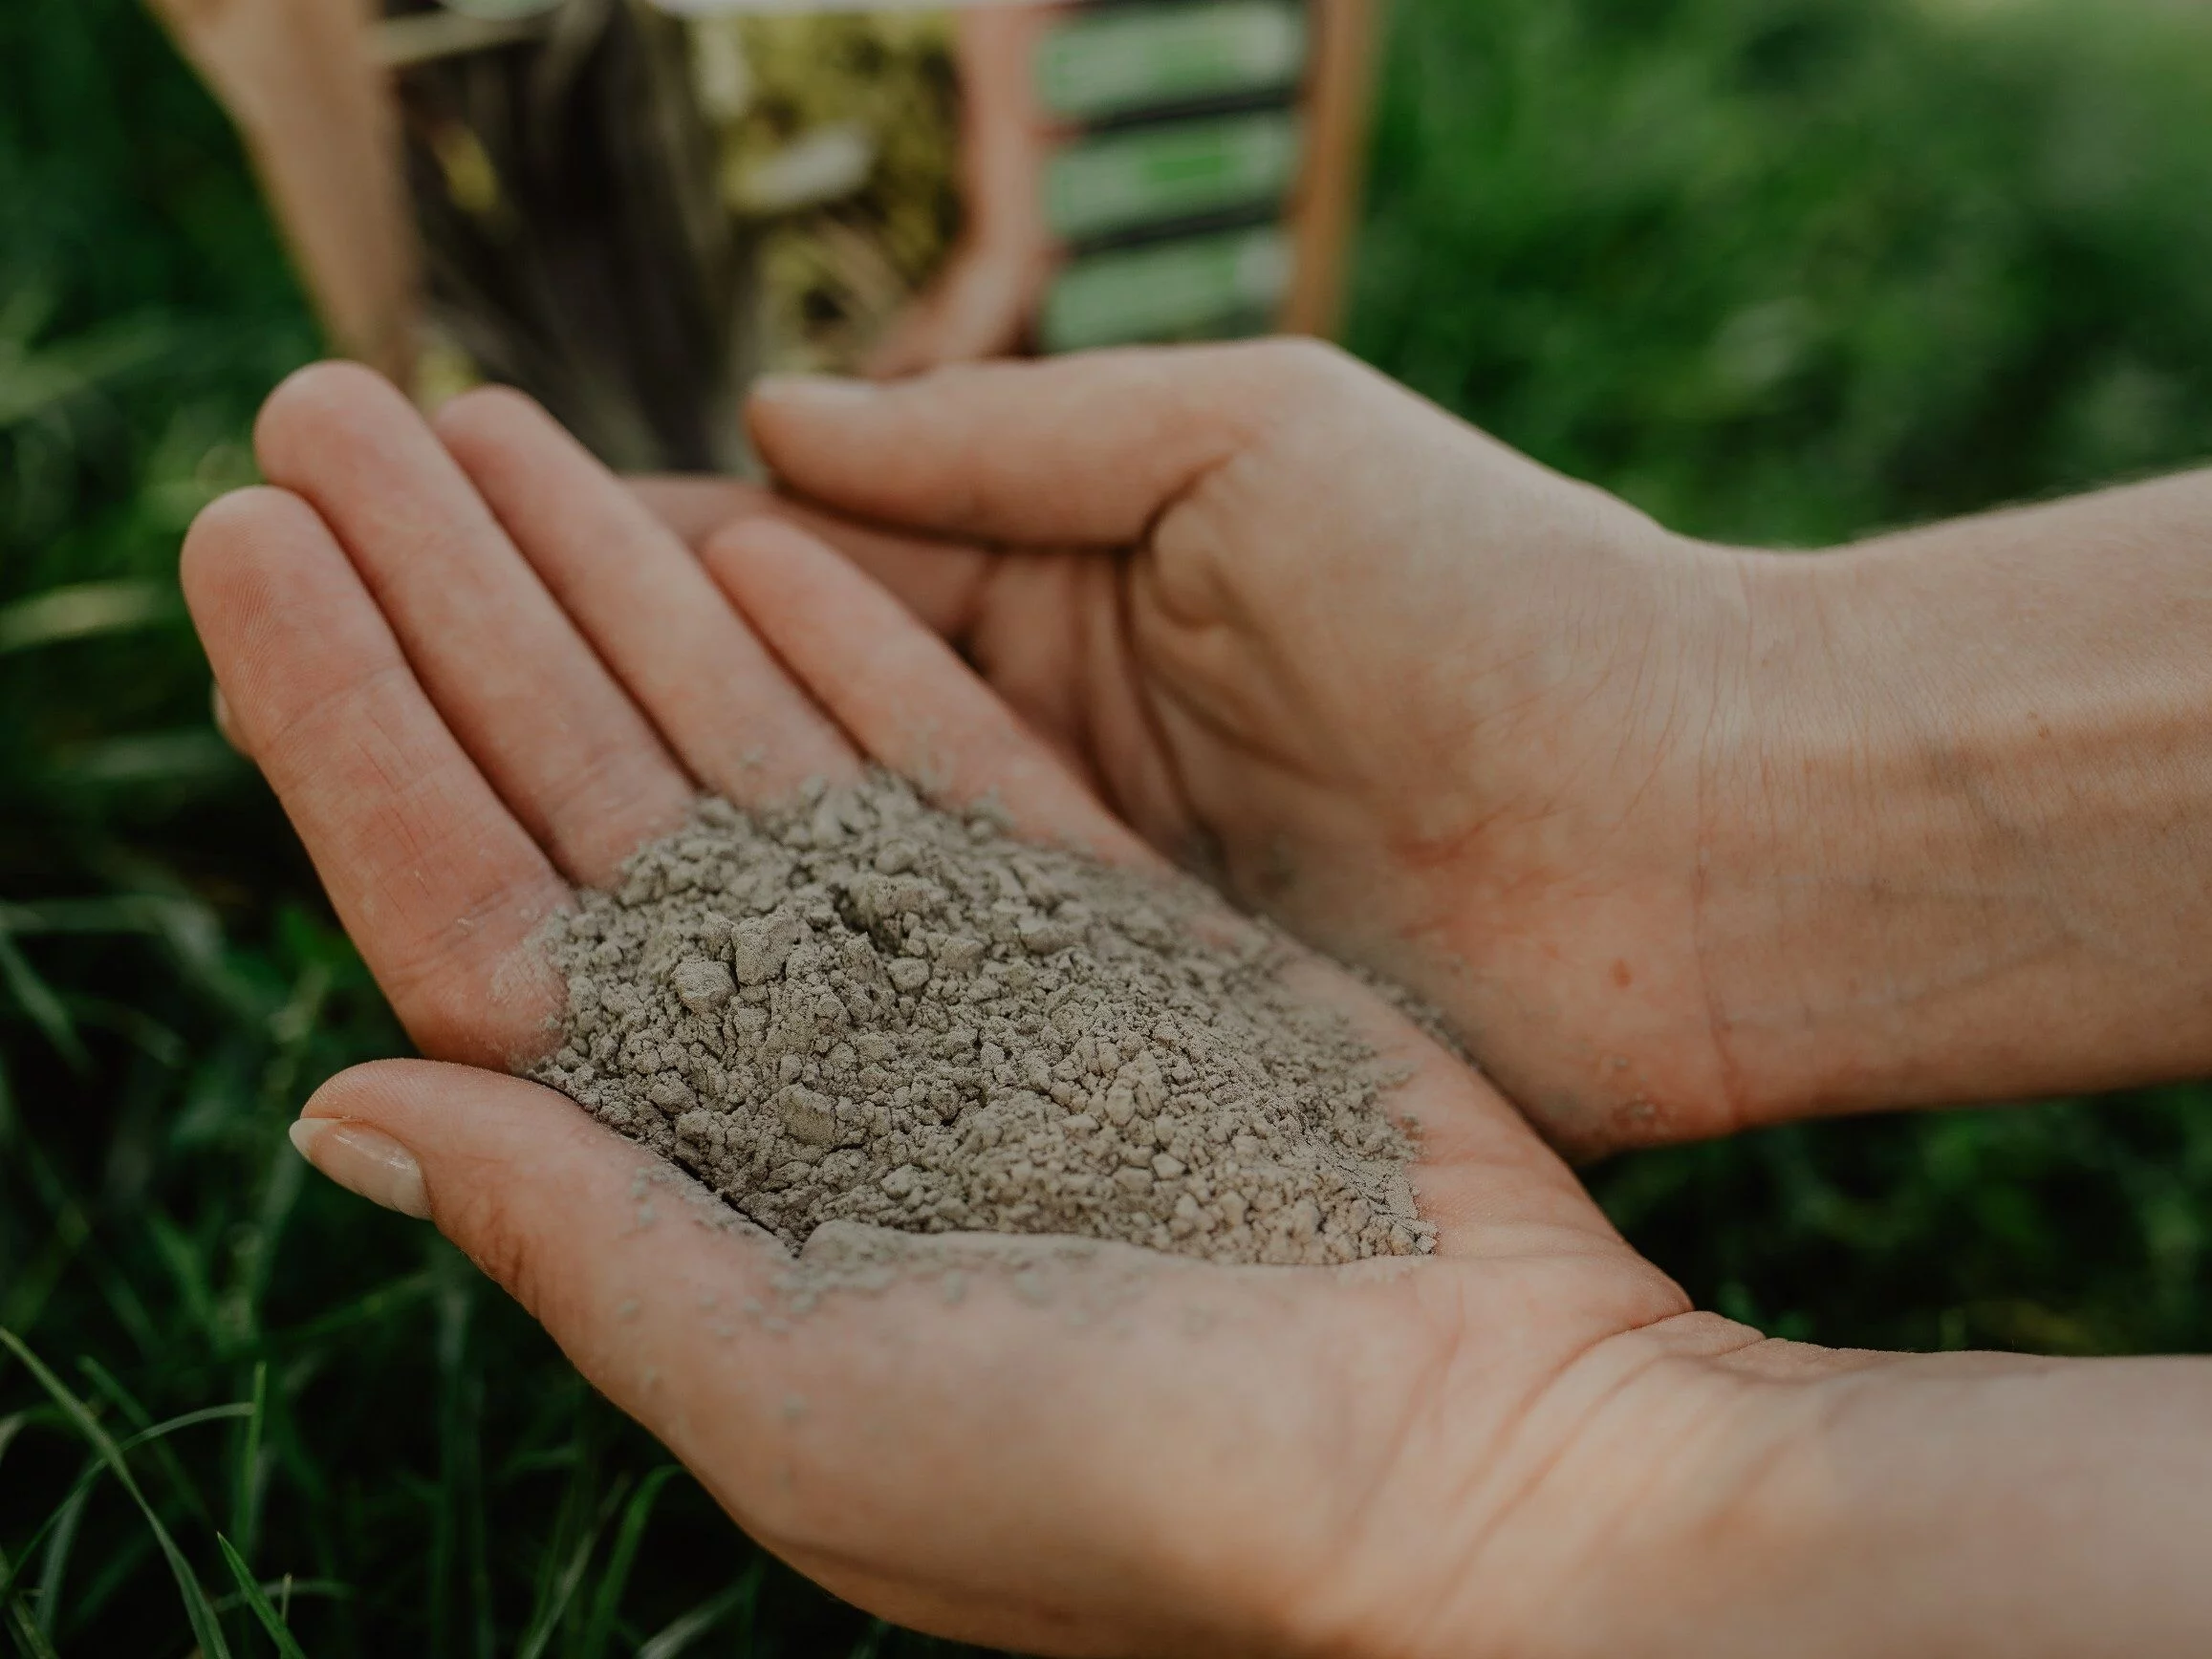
xmin=1279 ymin=0 xmax=1377 ymax=340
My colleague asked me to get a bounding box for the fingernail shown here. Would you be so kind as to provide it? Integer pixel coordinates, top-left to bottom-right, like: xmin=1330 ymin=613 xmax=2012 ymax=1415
xmin=750 ymin=373 xmax=877 ymax=410
xmin=289 ymin=1118 xmax=432 ymax=1219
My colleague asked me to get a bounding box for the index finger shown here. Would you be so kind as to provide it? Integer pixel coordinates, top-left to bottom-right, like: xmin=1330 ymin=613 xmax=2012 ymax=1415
xmin=182 ymin=487 xmax=569 ymax=1065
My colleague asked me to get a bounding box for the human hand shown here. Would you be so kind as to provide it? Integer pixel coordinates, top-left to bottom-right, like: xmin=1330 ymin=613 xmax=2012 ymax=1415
xmin=184 ymin=364 xmax=2212 ymax=1658
xmin=729 ymin=345 xmax=2212 ymax=1155
xmin=179 ymin=361 xmax=1728 ymax=1655
xmin=731 ymin=342 xmax=1775 ymax=1157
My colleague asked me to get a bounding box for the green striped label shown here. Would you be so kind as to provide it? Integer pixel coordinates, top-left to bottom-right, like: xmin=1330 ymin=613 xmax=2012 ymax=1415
xmin=1045 ymin=111 xmax=1301 ymax=243
xmin=1035 ymin=3 xmax=1308 ymax=123
xmin=1042 ymin=226 xmax=1291 ymax=351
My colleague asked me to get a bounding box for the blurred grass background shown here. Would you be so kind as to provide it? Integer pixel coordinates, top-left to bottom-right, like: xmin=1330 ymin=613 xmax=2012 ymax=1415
xmin=4 ymin=0 xmax=2212 ymax=1650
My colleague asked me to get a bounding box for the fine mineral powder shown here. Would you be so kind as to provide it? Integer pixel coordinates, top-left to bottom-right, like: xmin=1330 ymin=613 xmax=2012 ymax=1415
xmin=527 ymin=771 xmax=1435 ymax=1266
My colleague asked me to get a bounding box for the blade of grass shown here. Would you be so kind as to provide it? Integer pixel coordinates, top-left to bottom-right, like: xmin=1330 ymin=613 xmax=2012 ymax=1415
xmin=0 ymin=894 xmax=206 ymax=937
xmin=84 ymin=1255 xmax=162 ymax=1367
xmin=235 ymin=1127 xmax=307 ymax=1349
xmin=48 ymin=996 xmax=186 ymax=1067
xmin=66 ymin=857 xmax=254 ymax=1014
xmin=215 ymin=1536 xmax=309 ymax=1659
xmin=0 ymin=312 xmax=175 ymax=428
xmin=512 ymin=1474 xmax=624 ymax=1659
xmin=0 ymin=1055 xmax=165 ymax=1368
xmin=0 ymin=1200 xmax=89 ymax=1347
xmin=0 ymin=1331 xmax=234 ymax=1659
xmin=514 ymin=1448 xmax=596 ymax=1659
xmin=0 ymin=932 xmax=86 ymax=1070
xmin=428 ymin=1282 xmax=493 ymax=1659
xmin=31 ymin=1478 xmax=90 ymax=1638
xmin=0 ymin=1413 xmax=33 ymax=1474
xmin=145 ymin=1214 xmax=225 ymax=1349
xmin=205 ymin=1576 xmax=348 ymax=1620
xmin=0 ymin=892 xmax=241 ymax=1030
xmin=0 ymin=1405 xmax=254 ymax=1613
xmin=0 ymin=1063 xmax=93 ymax=1347
xmin=55 ymin=728 xmax=243 ymax=788
xmin=6 ymin=1611 xmax=63 ymax=1659
xmin=230 ymin=1362 xmax=267 ymax=1562
xmin=46 ymin=1529 xmax=155 ymax=1646
xmin=635 ymin=1560 xmax=765 ymax=1659
xmin=0 ymin=1545 xmax=63 ymax=1659
xmin=0 ymin=580 xmax=179 ymax=655
xmin=78 ymin=1356 xmax=221 ymax=1531
xmin=266 ymin=1268 xmax=439 ymax=1353
xmin=0 ymin=278 xmax=58 ymax=344
xmin=576 ymin=1464 xmax=683 ymax=1659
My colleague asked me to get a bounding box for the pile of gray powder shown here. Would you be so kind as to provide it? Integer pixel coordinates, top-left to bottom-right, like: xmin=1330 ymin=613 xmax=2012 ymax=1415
xmin=526 ymin=771 xmax=1436 ymax=1266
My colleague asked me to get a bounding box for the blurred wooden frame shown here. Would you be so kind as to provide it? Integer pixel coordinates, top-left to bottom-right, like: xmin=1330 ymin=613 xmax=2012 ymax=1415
xmin=150 ymin=0 xmax=1373 ymax=395
xmin=1281 ymin=0 xmax=1376 ymax=339
xmin=147 ymin=0 xmax=418 ymax=382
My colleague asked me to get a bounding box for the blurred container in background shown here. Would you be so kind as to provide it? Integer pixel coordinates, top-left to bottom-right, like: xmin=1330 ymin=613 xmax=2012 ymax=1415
xmin=149 ymin=0 xmax=1378 ymax=471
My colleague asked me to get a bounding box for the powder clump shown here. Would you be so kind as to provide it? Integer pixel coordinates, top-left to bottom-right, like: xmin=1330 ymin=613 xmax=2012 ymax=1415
xmin=528 ymin=771 xmax=1435 ymax=1266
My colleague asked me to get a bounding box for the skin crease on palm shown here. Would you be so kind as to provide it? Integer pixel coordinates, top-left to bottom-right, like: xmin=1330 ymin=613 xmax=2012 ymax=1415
xmin=180 ymin=360 xmax=1817 ymax=1658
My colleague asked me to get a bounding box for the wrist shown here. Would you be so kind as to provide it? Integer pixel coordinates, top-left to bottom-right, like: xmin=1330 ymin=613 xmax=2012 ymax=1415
xmin=1657 ymin=1342 xmax=2212 ymax=1657
xmin=1689 ymin=502 xmax=2212 ymax=1120
xmin=1467 ymin=1323 xmax=2212 ymax=1658
xmin=1346 ymin=1311 xmax=1835 ymax=1659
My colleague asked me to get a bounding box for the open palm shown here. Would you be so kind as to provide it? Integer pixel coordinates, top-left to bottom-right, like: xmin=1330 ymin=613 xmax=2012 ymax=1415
xmin=183 ymin=364 xmax=1739 ymax=1657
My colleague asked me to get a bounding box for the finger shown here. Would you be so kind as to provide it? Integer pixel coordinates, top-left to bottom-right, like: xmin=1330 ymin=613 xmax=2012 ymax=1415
xmin=437 ymin=388 xmax=858 ymax=805
xmin=703 ymin=517 xmax=1155 ymax=866
xmin=745 ymin=340 xmax=1350 ymax=545
xmin=182 ymin=488 xmax=567 ymax=1065
xmin=299 ymin=1062 xmax=804 ymax=1500
xmin=254 ymin=361 xmax=692 ymax=886
xmin=625 ymin=473 xmax=997 ymax=641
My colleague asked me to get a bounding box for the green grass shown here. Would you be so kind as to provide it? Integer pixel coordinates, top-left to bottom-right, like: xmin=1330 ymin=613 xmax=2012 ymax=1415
xmin=5 ymin=0 xmax=2212 ymax=1649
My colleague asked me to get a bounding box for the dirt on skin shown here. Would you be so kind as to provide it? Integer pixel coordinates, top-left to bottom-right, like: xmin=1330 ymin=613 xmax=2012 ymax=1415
xmin=527 ymin=771 xmax=1436 ymax=1267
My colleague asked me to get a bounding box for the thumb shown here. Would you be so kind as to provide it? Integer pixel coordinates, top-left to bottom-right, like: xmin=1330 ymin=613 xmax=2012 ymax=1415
xmin=293 ymin=1061 xmax=794 ymax=1433
xmin=289 ymin=1062 xmax=1096 ymax=1643
xmin=746 ymin=340 xmax=1348 ymax=546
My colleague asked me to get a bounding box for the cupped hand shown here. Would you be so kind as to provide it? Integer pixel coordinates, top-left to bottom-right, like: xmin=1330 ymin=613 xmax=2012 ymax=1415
xmin=182 ymin=363 xmax=1770 ymax=1656
xmin=718 ymin=341 xmax=1797 ymax=1157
